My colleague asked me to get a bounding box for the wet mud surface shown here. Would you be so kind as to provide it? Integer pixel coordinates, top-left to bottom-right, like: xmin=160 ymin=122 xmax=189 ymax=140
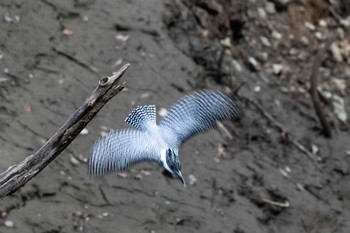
xmin=0 ymin=0 xmax=350 ymax=232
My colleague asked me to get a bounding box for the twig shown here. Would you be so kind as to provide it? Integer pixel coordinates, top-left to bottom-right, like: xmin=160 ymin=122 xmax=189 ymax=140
xmin=216 ymin=46 xmax=225 ymax=75
xmin=246 ymin=97 xmax=287 ymax=133
xmin=309 ymin=37 xmax=335 ymax=138
xmin=260 ymin=198 xmax=290 ymax=208
xmin=53 ymin=47 xmax=99 ymax=76
xmin=242 ymin=96 xmax=320 ymax=169
xmin=216 ymin=121 xmax=233 ymax=140
xmin=0 ymin=64 xmax=130 ymax=199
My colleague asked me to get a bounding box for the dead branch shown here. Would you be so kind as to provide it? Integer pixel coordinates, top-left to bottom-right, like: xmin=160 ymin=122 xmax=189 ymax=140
xmin=242 ymin=96 xmax=320 ymax=169
xmin=0 ymin=64 xmax=130 ymax=199
xmin=309 ymin=37 xmax=335 ymax=138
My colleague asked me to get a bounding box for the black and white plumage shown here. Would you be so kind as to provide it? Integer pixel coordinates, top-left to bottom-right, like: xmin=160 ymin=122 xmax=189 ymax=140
xmin=88 ymin=90 xmax=240 ymax=185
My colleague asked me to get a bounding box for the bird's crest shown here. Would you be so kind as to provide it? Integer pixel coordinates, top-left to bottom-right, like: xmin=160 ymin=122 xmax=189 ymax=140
xmin=125 ymin=105 xmax=156 ymax=131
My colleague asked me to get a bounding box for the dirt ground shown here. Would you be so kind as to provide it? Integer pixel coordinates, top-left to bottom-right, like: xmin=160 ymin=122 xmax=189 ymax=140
xmin=0 ymin=0 xmax=350 ymax=232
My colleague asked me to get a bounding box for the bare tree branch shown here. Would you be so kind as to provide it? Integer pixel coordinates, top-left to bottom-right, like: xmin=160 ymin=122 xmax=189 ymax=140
xmin=0 ymin=63 xmax=130 ymax=199
xmin=310 ymin=37 xmax=335 ymax=138
xmin=241 ymin=96 xmax=321 ymax=169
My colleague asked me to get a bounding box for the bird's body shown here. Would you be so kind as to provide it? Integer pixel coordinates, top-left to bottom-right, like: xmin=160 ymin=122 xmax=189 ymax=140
xmin=88 ymin=90 xmax=240 ymax=185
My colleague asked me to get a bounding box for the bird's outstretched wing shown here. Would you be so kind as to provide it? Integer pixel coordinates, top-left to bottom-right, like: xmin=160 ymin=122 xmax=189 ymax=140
xmin=159 ymin=90 xmax=239 ymax=146
xmin=88 ymin=129 xmax=159 ymax=177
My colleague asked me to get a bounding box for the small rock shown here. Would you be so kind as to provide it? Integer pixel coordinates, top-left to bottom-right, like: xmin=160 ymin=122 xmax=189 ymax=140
xmin=315 ymin=32 xmax=323 ymax=40
xmin=265 ymin=2 xmax=276 ymax=14
xmin=188 ymin=174 xmax=197 ymax=186
xmin=332 ymin=95 xmax=347 ymax=122
xmin=23 ymin=103 xmax=31 ymax=113
xmin=285 ymin=166 xmax=291 ymax=173
xmin=300 ymin=36 xmax=309 ymax=45
xmin=0 ymin=77 xmax=9 ymax=82
xmin=13 ymin=15 xmax=20 ymax=23
xmin=248 ymin=57 xmax=259 ymax=70
xmin=80 ymin=128 xmax=89 ymax=135
xmin=111 ymin=58 xmax=123 ymax=69
xmin=260 ymin=36 xmax=271 ymax=47
xmin=231 ymin=59 xmax=242 ymax=72
xmin=62 ymin=28 xmax=74 ymax=35
xmin=332 ymin=78 xmax=346 ymax=93
xmin=340 ymin=16 xmax=350 ymax=27
xmin=0 ymin=210 xmax=7 ymax=218
xmin=220 ymin=37 xmax=232 ymax=48
xmin=257 ymin=7 xmax=267 ymax=19
xmin=272 ymin=64 xmax=283 ymax=75
xmin=331 ymin=42 xmax=343 ymax=62
xmin=140 ymin=92 xmax=152 ymax=99
xmin=100 ymin=131 xmax=107 ymax=137
xmin=141 ymin=170 xmax=151 ymax=176
xmin=4 ymin=14 xmax=12 ymax=23
xmin=279 ymin=168 xmax=288 ymax=177
xmin=289 ymin=48 xmax=298 ymax=55
xmin=319 ymin=19 xmax=327 ymax=27
xmin=116 ymin=34 xmax=129 ymax=42
xmin=99 ymin=126 xmax=108 ymax=131
xmin=158 ymin=108 xmax=167 ymax=117
xmin=311 ymin=144 xmax=319 ymax=154
xmin=4 ymin=220 xmax=14 ymax=227
xmin=297 ymin=51 xmax=308 ymax=61
xmin=78 ymin=154 xmax=88 ymax=163
xmin=134 ymin=174 xmax=142 ymax=180
xmin=304 ymin=22 xmax=316 ymax=31
xmin=260 ymin=52 xmax=268 ymax=60
xmin=3 ymin=14 xmax=19 ymax=23
xmin=296 ymin=183 xmax=304 ymax=191
xmin=321 ymin=90 xmax=332 ymax=99
xmin=70 ymin=156 xmax=80 ymax=166
xmin=272 ymin=30 xmax=282 ymax=40
xmin=217 ymin=143 xmax=229 ymax=159
xmin=201 ymin=29 xmax=209 ymax=38
xmin=117 ymin=172 xmax=129 ymax=178
xmin=254 ymin=86 xmax=261 ymax=92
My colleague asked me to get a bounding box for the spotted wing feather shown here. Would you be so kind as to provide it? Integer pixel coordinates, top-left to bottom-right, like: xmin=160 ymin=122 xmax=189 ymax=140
xmin=88 ymin=129 xmax=159 ymax=177
xmin=125 ymin=105 xmax=156 ymax=131
xmin=159 ymin=90 xmax=239 ymax=146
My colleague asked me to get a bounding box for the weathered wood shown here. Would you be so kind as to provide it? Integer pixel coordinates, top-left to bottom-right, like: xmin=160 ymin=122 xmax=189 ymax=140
xmin=0 ymin=64 xmax=130 ymax=199
xmin=310 ymin=37 xmax=335 ymax=138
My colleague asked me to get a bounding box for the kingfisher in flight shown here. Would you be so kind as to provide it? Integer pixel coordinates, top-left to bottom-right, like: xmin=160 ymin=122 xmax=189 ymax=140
xmin=88 ymin=90 xmax=240 ymax=186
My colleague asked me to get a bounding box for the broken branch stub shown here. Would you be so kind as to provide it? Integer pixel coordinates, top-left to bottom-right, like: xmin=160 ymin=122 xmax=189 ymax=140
xmin=0 ymin=63 xmax=130 ymax=199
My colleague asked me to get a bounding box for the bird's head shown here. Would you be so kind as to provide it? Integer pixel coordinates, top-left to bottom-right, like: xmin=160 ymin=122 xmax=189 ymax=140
xmin=161 ymin=148 xmax=185 ymax=186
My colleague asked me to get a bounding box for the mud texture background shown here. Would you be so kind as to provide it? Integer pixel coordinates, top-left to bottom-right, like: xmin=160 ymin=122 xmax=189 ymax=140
xmin=0 ymin=0 xmax=350 ymax=232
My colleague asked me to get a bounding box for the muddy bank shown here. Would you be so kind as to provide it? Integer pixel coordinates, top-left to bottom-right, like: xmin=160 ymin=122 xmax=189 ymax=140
xmin=1 ymin=0 xmax=350 ymax=233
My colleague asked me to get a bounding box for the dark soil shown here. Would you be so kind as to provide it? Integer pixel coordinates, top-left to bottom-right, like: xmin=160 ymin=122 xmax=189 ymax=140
xmin=0 ymin=0 xmax=350 ymax=232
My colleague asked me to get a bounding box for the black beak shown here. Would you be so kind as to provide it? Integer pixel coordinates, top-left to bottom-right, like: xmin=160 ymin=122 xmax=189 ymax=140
xmin=174 ymin=170 xmax=186 ymax=187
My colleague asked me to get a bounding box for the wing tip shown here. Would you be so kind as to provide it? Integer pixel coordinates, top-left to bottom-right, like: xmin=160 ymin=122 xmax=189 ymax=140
xmin=195 ymin=89 xmax=241 ymax=120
